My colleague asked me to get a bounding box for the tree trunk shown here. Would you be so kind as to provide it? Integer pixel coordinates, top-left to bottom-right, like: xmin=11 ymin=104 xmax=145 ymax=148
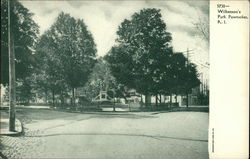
xmin=175 ymin=94 xmax=177 ymax=103
xmin=175 ymin=94 xmax=178 ymax=107
xmin=72 ymin=88 xmax=75 ymax=109
xmin=123 ymin=96 xmax=128 ymax=104
xmin=113 ymin=90 xmax=116 ymax=112
xmin=113 ymin=99 xmax=116 ymax=112
xmin=155 ymin=94 xmax=158 ymax=109
xmin=45 ymin=89 xmax=48 ymax=104
xmin=170 ymin=94 xmax=172 ymax=108
xmin=145 ymin=93 xmax=149 ymax=107
xmin=60 ymin=91 xmax=64 ymax=108
xmin=52 ymin=89 xmax=55 ymax=107
xmin=186 ymin=93 xmax=189 ymax=108
xmin=159 ymin=94 xmax=162 ymax=104
xmin=145 ymin=93 xmax=152 ymax=109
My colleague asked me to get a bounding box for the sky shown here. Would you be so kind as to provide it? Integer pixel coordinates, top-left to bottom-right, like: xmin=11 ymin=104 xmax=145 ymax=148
xmin=19 ymin=0 xmax=209 ymax=81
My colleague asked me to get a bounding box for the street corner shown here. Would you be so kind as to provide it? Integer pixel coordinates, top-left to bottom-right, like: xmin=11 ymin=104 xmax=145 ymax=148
xmin=0 ymin=118 xmax=23 ymax=136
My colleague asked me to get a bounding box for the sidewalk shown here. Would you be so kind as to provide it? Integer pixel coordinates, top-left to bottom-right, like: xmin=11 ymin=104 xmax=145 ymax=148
xmin=0 ymin=111 xmax=23 ymax=136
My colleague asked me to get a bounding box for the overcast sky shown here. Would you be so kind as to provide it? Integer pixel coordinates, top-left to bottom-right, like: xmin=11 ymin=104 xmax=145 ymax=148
xmin=20 ymin=0 xmax=209 ymax=80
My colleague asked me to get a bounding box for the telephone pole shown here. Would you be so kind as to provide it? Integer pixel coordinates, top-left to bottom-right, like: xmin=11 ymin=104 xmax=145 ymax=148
xmin=8 ymin=0 xmax=16 ymax=131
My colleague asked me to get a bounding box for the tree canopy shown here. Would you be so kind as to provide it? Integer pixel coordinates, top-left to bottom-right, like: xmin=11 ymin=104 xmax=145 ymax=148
xmin=35 ymin=12 xmax=97 ymax=106
xmin=83 ymin=57 xmax=128 ymax=101
xmin=1 ymin=0 xmax=39 ymax=85
xmin=170 ymin=53 xmax=200 ymax=95
xmin=106 ymin=8 xmax=200 ymax=105
xmin=50 ymin=12 xmax=97 ymax=89
xmin=106 ymin=8 xmax=173 ymax=96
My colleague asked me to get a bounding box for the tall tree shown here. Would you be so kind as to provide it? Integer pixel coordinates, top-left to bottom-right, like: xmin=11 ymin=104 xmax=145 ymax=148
xmin=34 ymin=30 xmax=66 ymax=106
xmin=106 ymin=8 xmax=173 ymax=106
xmin=1 ymin=0 xmax=39 ymax=85
xmin=170 ymin=53 xmax=200 ymax=107
xmin=182 ymin=63 xmax=200 ymax=107
xmin=35 ymin=12 xmax=97 ymax=107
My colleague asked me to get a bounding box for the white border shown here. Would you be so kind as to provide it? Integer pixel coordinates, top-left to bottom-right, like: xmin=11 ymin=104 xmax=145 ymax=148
xmin=209 ymin=1 xmax=249 ymax=158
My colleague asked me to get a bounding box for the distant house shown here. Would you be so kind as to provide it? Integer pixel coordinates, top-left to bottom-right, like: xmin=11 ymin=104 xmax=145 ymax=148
xmin=125 ymin=89 xmax=141 ymax=104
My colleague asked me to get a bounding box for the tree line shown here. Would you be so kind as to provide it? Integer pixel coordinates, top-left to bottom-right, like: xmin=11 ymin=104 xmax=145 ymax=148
xmin=1 ymin=1 xmax=200 ymax=108
xmin=105 ymin=8 xmax=200 ymax=107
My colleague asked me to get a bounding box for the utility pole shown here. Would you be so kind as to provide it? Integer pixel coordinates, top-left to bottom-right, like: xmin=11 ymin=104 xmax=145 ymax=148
xmin=8 ymin=0 xmax=16 ymax=132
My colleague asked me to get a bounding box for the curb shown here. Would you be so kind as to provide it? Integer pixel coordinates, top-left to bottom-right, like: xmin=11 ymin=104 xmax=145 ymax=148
xmin=0 ymin=118 xmax=23 ymax=136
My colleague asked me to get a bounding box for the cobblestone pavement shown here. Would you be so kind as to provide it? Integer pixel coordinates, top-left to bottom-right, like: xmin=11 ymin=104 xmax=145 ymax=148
xmin=0 ymin=109 xmax=208 ymax=159
xmin=0 ymin=109 xmax=83 ymax=159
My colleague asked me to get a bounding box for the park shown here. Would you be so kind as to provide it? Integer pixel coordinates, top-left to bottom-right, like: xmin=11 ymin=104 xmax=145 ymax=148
xmin=1 ymin=1 xmax=209 ymax=159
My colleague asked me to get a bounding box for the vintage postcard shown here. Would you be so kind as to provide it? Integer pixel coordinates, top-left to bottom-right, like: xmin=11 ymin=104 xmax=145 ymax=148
xmin=0 ymin=0 xmax=248 ymax=159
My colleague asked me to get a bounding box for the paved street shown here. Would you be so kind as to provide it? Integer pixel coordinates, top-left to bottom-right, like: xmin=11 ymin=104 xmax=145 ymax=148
xmin=1 ymin=108 xmax=208 ymax=159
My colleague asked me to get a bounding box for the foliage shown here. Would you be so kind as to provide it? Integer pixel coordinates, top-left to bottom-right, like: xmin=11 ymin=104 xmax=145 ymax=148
xmin=48 ymin=12 xmax=97 ymax=90
xmin=1 ymin=0 xmax=39 ymax=85
xmin=83 ymin=57 xmax=127 ymax=100
xmin=34 ymin=12 xmax=97 ymax=105
xmin=83 ymin=58 xmax=112 ymax=100
xmin=106 ymin=8 xmax=200 ymax=106
xmin=169 ymin=53 xmax=200 ymax=95
xmin=16 ymin=77 xmax=33 ymax=104
xmin=34 ymin=30 xmax=66 ymax=96
xmin=106 ymin=8 xmax=173 ymax=96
